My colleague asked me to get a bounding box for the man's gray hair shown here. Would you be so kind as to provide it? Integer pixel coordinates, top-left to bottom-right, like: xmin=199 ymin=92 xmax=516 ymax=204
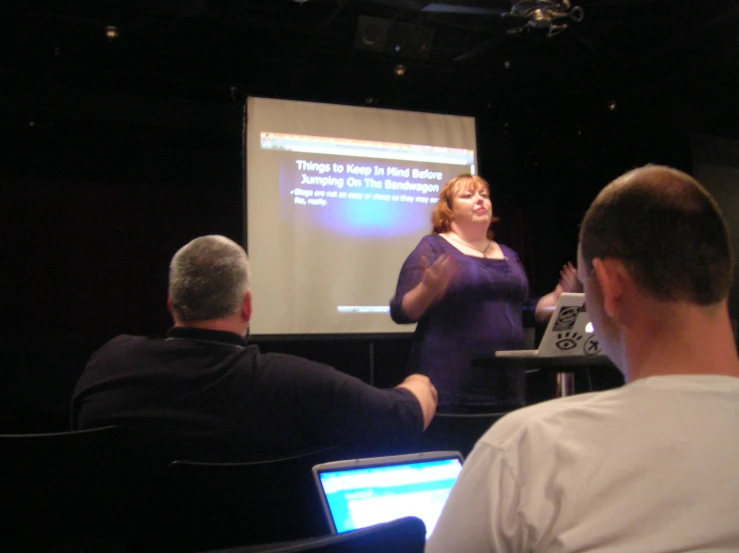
xmin=168 ymin=235 xmax=251 ymax=323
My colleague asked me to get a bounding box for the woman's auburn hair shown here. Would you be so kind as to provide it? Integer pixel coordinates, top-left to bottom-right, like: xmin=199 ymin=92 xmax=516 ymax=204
xmin=431 ymin=173 xmax=499 ymax=239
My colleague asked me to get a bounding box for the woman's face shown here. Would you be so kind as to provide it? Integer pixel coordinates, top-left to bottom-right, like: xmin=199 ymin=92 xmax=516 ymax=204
xmin=450 ymin=185 xmax=492 ymax=228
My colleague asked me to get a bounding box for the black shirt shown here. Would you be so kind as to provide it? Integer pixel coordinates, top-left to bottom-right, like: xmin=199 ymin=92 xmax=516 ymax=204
xmin=71 ymin=327 xmax=423 ymax=461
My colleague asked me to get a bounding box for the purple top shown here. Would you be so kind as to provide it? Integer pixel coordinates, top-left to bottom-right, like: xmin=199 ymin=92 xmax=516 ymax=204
xmin=390 ymin=234 xmax=536 ymax=409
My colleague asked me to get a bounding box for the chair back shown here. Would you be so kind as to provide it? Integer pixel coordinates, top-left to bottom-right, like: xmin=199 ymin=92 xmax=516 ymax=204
xmin=138 ymin=447 xmax=339 ymax=552
xmin=418 ymin=411 xmax=507 ymax=457
xmin=0 ymin=426 xmax=129 ymax=552
xmin=212 ymin=516 xmax=426 ymax=553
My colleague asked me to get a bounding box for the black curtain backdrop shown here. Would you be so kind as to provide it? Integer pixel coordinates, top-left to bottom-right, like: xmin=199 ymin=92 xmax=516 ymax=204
xmin=2 ymin=107 xmax=690 ymax=429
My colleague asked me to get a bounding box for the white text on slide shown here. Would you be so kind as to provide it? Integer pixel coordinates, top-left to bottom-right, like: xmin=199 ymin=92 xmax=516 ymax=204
xmin=291 ymin=160 xmax=444 ymax=208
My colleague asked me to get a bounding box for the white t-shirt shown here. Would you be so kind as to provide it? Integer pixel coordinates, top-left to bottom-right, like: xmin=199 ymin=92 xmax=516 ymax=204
xmin=426 ymin=375 xmax=739 ymax=553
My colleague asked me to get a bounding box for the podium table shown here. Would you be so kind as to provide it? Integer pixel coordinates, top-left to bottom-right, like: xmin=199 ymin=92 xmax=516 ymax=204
xmin=472 ymin=355 xmax=615 ymax=397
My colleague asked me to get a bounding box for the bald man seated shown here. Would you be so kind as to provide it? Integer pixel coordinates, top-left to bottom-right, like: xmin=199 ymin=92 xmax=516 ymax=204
xmin=71 ymin=235 xmax=437 ymax=461
xmin=427 ymin=165 xmax=739 ymax=552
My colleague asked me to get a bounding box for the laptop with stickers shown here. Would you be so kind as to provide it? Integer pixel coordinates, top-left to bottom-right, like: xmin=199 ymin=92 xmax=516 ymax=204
xmin=496 ymin=292 xmax=604 ymax=357
xmin=312 ymin=451 xmax=464 ymax=539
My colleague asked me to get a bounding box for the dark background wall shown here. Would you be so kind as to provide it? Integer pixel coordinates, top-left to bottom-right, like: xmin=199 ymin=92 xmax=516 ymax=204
xmin=0 ymin=101 xmax=689 ymax=428
xmin=2 ymin=0 xmax=737 ymax=430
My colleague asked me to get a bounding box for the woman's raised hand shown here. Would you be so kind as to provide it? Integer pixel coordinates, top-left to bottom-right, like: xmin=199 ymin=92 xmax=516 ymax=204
xmin=420 ymin=253 xmax=456 ymax=300
xmin=559 ymin=262 xmax=582 ymax=293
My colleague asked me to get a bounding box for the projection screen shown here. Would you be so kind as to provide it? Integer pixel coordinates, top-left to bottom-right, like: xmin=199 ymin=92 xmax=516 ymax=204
xmin=246 ymin=97 xmax=478 ymax=335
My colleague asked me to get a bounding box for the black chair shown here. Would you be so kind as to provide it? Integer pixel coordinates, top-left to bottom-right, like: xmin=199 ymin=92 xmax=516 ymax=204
xmin=417 ymin=411 xmax=507 ymax=457
xmin=0 ymin=406 xmax=69 ymax=434
xmin=0 ymin=426 xmax=130 ymax=552
xmin=211 ymin=516 xmax=426 ymax=553
xmin=134 ymin=447 xmax=340 ymax=553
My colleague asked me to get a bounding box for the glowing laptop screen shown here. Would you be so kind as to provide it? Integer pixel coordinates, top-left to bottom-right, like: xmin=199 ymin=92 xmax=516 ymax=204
xmin=314 ymin=453 xmax=463 ymax=538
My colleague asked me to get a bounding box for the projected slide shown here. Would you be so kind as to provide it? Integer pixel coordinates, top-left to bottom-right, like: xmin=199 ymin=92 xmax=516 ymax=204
xmin=264 ymin=132 xmax=473 ymax=237
xmin=246 ymin=97 xmax=477 ymax=334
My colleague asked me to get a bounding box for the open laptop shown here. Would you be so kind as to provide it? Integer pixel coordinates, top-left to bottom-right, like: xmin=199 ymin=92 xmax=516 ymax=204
xmin=312 ymin=451 xmax=464 ymax=539
xmin=496 ymin=292 xmax=604 ymax=357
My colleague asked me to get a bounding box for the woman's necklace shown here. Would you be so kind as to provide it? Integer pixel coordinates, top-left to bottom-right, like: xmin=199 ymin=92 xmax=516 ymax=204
xmin=447 ymin=232 xmax=492 ymax=257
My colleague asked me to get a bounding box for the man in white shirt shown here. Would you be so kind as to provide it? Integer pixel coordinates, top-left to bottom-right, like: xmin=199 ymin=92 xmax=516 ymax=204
xmin=426 ymin=165 xmax=739 ymax=553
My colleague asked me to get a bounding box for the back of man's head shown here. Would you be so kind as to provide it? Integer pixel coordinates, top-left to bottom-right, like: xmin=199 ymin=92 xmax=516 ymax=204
xmin=580 ymin=165 xmax=733 ymax=305
xmin=169 ymin=235 xmax=251 ymax=323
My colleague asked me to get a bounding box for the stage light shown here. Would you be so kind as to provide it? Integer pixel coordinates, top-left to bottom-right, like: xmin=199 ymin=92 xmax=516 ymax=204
xmin=393 ymin=64 xmax=407 ymax=76
xmin=105 ymin=25 xmax=119 ymax=41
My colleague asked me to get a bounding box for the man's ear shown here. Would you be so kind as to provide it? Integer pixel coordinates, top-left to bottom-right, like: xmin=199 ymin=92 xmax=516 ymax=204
xmin=241 ymin=291 xmax=252 ymax=323
xmin=592 ymin=257 xmax=628 ymax=320
xmin=167 ymin=296 xmax=174 ymax=316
